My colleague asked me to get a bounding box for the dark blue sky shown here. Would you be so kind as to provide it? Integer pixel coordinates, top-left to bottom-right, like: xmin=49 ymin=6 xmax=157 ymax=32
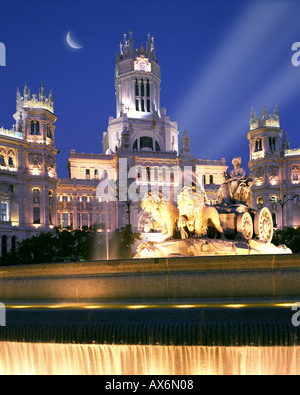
xmin=1 ymin=0 xmax=300 ymax=178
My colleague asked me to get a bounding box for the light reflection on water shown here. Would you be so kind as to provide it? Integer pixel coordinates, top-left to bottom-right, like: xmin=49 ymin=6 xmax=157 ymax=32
xmin=0 ymin=342 xmax=299 ymax=375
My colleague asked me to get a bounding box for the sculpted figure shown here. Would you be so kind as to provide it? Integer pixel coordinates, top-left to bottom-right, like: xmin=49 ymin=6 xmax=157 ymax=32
xmin=140 ymin=192 xmax=179 ymax=239
xmin=177 ymin=186 xmax=224 ymax=239
xmin=218 ymin=156 xmax=251 ymax=205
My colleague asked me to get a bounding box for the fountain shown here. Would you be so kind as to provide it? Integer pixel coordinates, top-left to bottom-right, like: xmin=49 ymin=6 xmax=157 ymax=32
xmin=0 ymin=159 xmax=299 ymax=375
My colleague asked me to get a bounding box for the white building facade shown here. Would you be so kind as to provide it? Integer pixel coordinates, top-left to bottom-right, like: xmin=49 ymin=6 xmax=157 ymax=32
xmin=248 ymin=105 xmax=300 ymax=228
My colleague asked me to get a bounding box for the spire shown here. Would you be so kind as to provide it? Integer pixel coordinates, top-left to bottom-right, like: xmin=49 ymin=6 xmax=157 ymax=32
xmin=181 ymin=130 xmax=191 ymax=156
xmin=23 ymin=81 xmax=29 ymax=101
xmin=274 ymin=104 xmax=279 ymax=121
xmin=282 ymin=131 xmax=290 ymax=152
xmin=261 ymin=103 xmax=268 ymax=119
xmin=40 ymin=82 xmax=46 ymax=102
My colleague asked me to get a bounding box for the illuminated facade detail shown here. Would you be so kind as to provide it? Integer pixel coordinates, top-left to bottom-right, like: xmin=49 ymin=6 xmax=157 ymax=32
xmin=0 ymin=34 xmax=228 ymax=254
xmin=248 ymin=105 xmax=300 ymax=228
xmin=0 ymin=83 xmax=58 ymax=253
xmin=63 ymin=33 xmax=228 ymax=233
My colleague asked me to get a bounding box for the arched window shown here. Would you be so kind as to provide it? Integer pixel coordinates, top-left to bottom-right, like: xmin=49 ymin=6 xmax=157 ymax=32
xmin=0 ymin=155 xmax=5 ymax=166
xmin=255 ymin=138 xmax=262 ymax=152
xmin=269 ymin=137 xmax=276 ymax=151
xmin=292 ymin=166 xmax=299 ymax=184
xmin=8 ymin=157 xmax=13 ymax=166
xmin=146 ymin=79 xmax=150 ymax=97
xmin=36 ymin=121 xmax=40 ymax=135
xmin=140 ymin=136 xmax=153 ymax=150
xmin=94 ymin=169 xmax=99 ymax=179
xmin=86 ymin=169 xmax=90 ymax=180
xmin=31 ymin=121 xmax=35 ymax=135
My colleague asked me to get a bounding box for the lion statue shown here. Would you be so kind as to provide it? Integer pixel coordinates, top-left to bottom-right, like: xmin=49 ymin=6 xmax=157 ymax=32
xmin=140 ymin=192 xmax=179 ymax=239
xmin=177 ymin=186 xmax=224 ymax=239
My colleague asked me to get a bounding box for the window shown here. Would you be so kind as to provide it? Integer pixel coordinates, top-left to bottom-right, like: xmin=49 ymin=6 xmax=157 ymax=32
xmin=62 ymin=213 xmax=68 ymax=228
xmin=8 ymin=157 xmax=13 ymax=166
xmin=269 ymin=137 xmax=276 ymax=151
xmin=272 ymin=213 xmax=277 ymax=228
xmin=86 ymin=169 xmax=90 ymax=180
xmin=146 ymin=79 xmax=150 ymax=97
xmin=203 ymin=175 xmax=206 ymax=185
xmin=141 ymin=79 xmax=144 ymax=96
xmin=292 ymin=166 xmax=299 ymax=184
xmin=137 ymin=166 xmax=142 ymax=179
xmin=2 ymin=235 xmax=7 ymax=256
xmin=136 ymin=99 xmax=139 ymax=111
xmin=94 ymin=169 xmax=99 ymax=179
xmin=133 ymin=139 xmax=138 ymax=150
xmin=9 ymin=185 xmax=14 ymax=195
xmin=30 ymin=121 xmax=40 ymax=135
xmin=82 ymin=213 xmax=88 ymax=227
xmin=147 ymin=100 xmax=151 ymax=112
xmin=0 ymin=203 xmax=7 ymax=221
xmin=47 ymin=125 xmax=52 ymax=139
xmin=141 ymin=99 xmax=145 ymax=112
xmin=146 ymin=166 xmax=151 ymax=181
xmin=255 ymin=139 xmax=263 ymax=152
xmin=77 ymin=213 xmax=81 ymax=228
xmin=140 ymin=136 xmax=153 ymax=150
xmin=33 ymin=207 xmax=40 ymax=224
xmin=135 ymin=79 xmax=139 ymax=96
xmin=0 ymin=155 xmax=5 ymax=165
xmin=155 ymin=141 xmax=160 ymax=152
xmin=210 ymin=175 xmax=214 ymax=185
xmin=257 ymin=197 xmax=264 ymax=206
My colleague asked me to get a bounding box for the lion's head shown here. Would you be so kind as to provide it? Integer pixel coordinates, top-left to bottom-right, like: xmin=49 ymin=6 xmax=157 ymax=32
xmin=177 ymin=186 xmax=206 ymax=218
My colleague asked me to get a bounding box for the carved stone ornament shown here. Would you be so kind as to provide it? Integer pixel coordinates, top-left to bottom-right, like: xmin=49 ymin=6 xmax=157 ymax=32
xmin=29 ymin=154 xmax=43 ymax=169
xmin=268 ymin=167 xmax=279 ymax=181
xmin=254 ymin=168 xmax=264 ymax=181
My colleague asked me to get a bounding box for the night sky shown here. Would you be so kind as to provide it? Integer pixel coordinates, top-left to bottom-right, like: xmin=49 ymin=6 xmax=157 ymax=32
xmin=1 ymin=0 xmax=300 ymax=178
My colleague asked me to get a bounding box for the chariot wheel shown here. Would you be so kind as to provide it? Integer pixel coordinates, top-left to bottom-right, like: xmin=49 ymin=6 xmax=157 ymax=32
xmin=254 ymin=207 xmax=273 ymax=243
xmin=237 ymin=212 xmax=253 ymax=240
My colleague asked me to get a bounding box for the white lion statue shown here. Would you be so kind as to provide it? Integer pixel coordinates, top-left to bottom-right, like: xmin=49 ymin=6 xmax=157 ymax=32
xmin=177 ymin=186 xmax=224 ymax=238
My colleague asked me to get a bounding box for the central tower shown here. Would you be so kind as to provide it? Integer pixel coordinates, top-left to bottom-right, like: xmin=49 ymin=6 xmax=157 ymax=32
xmin=102 ymin=31 xmax=179 ymax=155
xmin=115 ymin=31 xmax=161 ymax=119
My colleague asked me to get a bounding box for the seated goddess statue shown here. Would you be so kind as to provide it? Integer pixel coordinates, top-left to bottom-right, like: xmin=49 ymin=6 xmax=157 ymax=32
xmin=218 ymin=156 xmax=251 ymax=205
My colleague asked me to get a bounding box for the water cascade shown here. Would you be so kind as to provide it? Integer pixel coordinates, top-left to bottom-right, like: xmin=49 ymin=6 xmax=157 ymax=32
xmin=0 ymin=255 xmax=299 ymax=375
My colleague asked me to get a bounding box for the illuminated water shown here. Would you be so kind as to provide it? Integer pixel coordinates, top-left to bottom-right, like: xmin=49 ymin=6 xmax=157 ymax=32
xmin=0 ymin=342 xmax=299 ymax=375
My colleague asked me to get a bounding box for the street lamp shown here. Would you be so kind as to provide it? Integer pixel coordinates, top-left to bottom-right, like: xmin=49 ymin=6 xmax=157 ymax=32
xmin=271 ymin=195 xmax=298 ymax=229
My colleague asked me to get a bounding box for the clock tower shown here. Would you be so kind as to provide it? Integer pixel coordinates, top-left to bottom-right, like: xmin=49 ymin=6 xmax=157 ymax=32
xmin=114 ymin=31 xmax=161 ymax=119
xmin=102 ymin=31 xmax=179 ymax=155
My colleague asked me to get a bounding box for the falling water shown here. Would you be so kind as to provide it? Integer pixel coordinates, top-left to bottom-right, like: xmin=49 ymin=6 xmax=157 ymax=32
xmin=0 ymin=343 xmax=299 ymax=375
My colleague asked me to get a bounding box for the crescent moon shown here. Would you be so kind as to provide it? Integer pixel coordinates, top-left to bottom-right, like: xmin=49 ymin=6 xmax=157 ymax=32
xmin=66 ymin=31 xmax=82 ymax=50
